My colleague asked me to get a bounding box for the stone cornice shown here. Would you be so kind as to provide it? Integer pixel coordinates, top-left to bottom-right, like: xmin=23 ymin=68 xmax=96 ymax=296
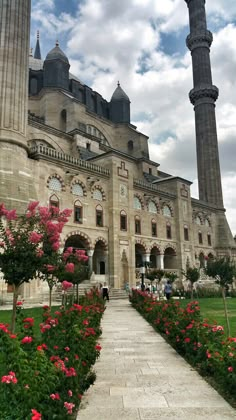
xmin=186 ymin=30 xmax=212 ymax=51
xmin=189 ymin=85 xmax=219 ymax=105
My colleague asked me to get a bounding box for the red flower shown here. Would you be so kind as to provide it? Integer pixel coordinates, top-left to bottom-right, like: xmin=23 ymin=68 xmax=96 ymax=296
xmin=1 ymin=371 xmax=17 ymax=384
xmin=68 ymin=390 xmax=73 ymax=397
xmin=64 ymin=346 xmax=70 ymax=352
xmin=50 ymin=393 xmax=60 ymax=400
xmin=64 ymin=402 xmax=75 ymax=415
xmin=184 ymin=338 xmax=191 ymax=343
xmin=27 ymin=201 xmax=39 ymax=212
xmin=21 ymin=336 xmax=33 ymax=344
xmin=16 ymin=301 xmax=23 ymax=306
xmin=228 ymin=366 xmax=234 ymax=372
xmin=61 ymin=280 xmax=73 ymax=291
xmin=31 ymin=409 xmax=42 ymax=420
xmin=95 ymin=344 xmax=102 ymax=351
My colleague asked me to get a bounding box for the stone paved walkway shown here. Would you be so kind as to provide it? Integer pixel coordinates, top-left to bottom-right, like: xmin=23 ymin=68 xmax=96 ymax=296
xmin=77 ymin=300 xmax=236 ymax=420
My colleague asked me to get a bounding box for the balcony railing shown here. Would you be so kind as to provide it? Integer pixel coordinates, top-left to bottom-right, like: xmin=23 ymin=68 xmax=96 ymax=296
xmin=29 ymin=145 xmax=110 ymax=177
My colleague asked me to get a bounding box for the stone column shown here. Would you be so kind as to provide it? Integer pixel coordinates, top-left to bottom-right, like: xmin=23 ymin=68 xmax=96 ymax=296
xmin=0 ymin=0 xmax=31 ymax=148
xmin=87 ymin=249 xmax=94 ymax=275
xmin=185 ymin=0 xmax=223 ymax=208
xmin=157 ymin=254 xmax=164 ymax=270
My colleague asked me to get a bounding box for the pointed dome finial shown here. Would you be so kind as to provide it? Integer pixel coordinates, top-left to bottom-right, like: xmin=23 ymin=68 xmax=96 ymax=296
xmin=34 ymin=30 xmax=41 ymax=60
xmin=117 ymin=80 xmax=120 ymax=87
xmin=55 ymin=40 xmax=59 ymax=47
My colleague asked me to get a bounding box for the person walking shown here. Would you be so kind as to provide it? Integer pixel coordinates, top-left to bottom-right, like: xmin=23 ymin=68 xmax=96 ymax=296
xmin=102 ymin=282 xmax=109 ymax=301
xmin=164 ymin=279 xmax=172 ymax=300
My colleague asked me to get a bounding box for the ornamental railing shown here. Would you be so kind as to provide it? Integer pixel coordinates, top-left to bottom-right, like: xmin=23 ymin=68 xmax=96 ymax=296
xmin=29 ymin=145 xmax=110 ymax=177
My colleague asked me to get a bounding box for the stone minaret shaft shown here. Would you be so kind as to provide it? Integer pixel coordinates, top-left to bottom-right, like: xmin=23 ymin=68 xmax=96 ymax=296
xmin=0 ymin=0 xmax=31 ymax=148
xmin=185 ymin=0 xmax=224 ymax=208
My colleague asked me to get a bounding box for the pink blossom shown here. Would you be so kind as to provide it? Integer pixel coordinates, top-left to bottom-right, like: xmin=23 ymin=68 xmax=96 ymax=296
xmin=65 ymin=263 xmax=75 ymax=273
xmin=27 ymin=201 xmax=39 ymax=212
xmin=184 ymin=338 xmax=191 ymax=343
xmin=0 ymin=241 xmax=5 ymax=247
xmin=64 ymin=346 xmax=70 ymax=352
xmin=0 ymin=203 xmax=7 ymax=216
xmin=228 ymin=366 xmax=234 ymax=372
xmin=64 ymin=402 xmax=75 ymax=414
xmin=29 ymin=232 xmax=43 ymax=244
xmin=36 ymin=249 xmax=44 ymax=258
xmin=21 ymin=336 xmax=33 ymax=344
xmin=61 ymin=281 xmax=73 ymax=291
xmin=5 ymin=209 xmax=17 ymax=220
xmin=68 ymin=390 xmax=73 ymax=397
xmin=52 ymin=241 xmax=60 ymax=251
xmin=45 ymin=264 xmax=56 ymax=272
xmin=1 ymin=371 xmax=18 ymax=384
xmin=50 ymin=393 xmax=60 ymax=400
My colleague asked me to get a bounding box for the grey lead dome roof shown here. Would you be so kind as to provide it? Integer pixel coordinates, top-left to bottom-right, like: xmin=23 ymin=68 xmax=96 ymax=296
xmin=45 ymin=43 xmax=69 ymax=64
xmin=111 ymin=83 xmax=130 ymax=102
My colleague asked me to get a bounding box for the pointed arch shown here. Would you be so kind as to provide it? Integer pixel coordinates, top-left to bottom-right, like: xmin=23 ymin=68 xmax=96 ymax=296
xmin=47 ymin=173 xmax=65 ymax=192
xmin=71 ymin=179 xmax=87 ymax=196
xmin=64 ymin=230 xmax=92 ymax=249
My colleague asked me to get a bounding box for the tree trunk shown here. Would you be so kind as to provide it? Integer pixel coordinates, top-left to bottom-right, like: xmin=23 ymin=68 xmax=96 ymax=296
xmin=11 ymin=285 xmax=19 ymax=333
xmin=49 ymin=286 xmax=52 ymax=310
xmin=76 ymin=283 xmax=79 ymax=303
xmin=222 ymin=287 xmax=230 ymax=337
xmin=191 ymin=283 xmax=194 ymax=300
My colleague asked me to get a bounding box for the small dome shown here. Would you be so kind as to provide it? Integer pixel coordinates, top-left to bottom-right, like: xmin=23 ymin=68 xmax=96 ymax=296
xmin=45 ymin=41 xmax=69 ymax=64
xmin=111 ymin=82 xmax=130 ymax=102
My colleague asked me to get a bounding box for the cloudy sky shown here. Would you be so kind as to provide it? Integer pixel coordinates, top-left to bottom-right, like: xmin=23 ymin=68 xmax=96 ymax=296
xmin=30 ymin=0 xmax=236 ymax=236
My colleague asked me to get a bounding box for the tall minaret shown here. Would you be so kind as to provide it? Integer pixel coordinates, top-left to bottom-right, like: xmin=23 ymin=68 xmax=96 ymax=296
xmin=34 ymin=30 xmax=41 ymax=60
xmin=185 ymin=0 xmax=224 ymax=209
xmin=0 ymin=0 xmax=31 ymax=148
xmin=0 ymin=1 xmax=37 ymax=211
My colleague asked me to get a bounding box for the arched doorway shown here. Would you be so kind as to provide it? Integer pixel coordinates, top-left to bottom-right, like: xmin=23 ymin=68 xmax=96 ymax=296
xmin=150 ymin=246 xmax=161 ymax=268
xmin=135 ymin=243 xmax=146 ymax=268
xmin=164 ymin=247 xmax=177 ymax=269
xmin=93 ymin=240 xmax=107 ymax=275
xmin=199 ymin=252 xmax=205 ymax=268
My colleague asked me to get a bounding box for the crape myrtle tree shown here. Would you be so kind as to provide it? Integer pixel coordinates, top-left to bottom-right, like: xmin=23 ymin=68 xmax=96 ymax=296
xmin=182 ymin=267 xmax=200 ymax=300
xmin=0 ymin=201 xmax=72 ymax=331
xmin=57 ymin=247 xmax=89 ymax=304
xmin=205 ymin=256 xmax=236 ymax=337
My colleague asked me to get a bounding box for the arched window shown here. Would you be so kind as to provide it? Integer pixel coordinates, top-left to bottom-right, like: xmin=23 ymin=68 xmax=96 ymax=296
xmin=93 ymin=189 xmax=103 ymax=201
xmin=198 ymin=231 xmax=203 ymax=244
xmin=74 ymin=200 xmax=82 ymax=224
xmin=205 ymin=218 xmax=210 ymax=227
xmin=128 ymin=140 xmax=133 ymax=150
xmin=166 ymin=222 xmax=172 ymax=239
xmin=163 ymin=205 xmax=171 ymax=217
xmin=148 ymin=200 xmax=158 ymax=213
xmin=48 ymin=177 xmax=62 ymax=192
xmin=133 ymin=196 xmax=142 ymax=210
xmin=96 ymin=205 xmax=103 ymax=227
xmin=207 ymin=233 xmax=212 ymax=246
xmin=120 ymin=210 xmax=127 ymax=231
xmin=60 ymin=109 xmax=67 ymax=132
xmin=184 ymin=225 xmax=189 ymax=241
xmin=151 ymin=219 xmax=157 ymax=237
xmin=135 ymin=216 xmax=141 ymax=234
xmin=195 ymin=216 xmax=201 ymax=225
xmin=49 ymin=194 xmax=59 ymax=209
xmin=72 ymin=183 xmax=84 ymax=197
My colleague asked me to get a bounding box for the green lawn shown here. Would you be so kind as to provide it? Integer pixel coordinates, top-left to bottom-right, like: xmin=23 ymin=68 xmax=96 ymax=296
xmin=181 ymin=298 xmax=236 ymax=337
xmin=0 ymin=306 xmax=60 ymax=336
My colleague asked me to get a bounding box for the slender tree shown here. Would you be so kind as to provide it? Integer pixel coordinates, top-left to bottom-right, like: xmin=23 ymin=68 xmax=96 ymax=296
xmin=182 ymin=267 xmax=200 ymax=300
xmin=205 ymin=257 xmax=236 ymax=336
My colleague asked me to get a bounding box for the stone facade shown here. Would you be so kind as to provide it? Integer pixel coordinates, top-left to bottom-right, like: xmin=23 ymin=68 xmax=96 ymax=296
xmin=0 ymin=0 xmax=235 ymax=301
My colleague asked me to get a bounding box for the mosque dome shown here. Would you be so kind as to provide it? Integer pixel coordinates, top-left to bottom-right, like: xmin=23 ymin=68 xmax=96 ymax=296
xmin=111 ymin=82 xmax=130 ymax=102
xmin=45 ymin=41 xmax=69 ymax=64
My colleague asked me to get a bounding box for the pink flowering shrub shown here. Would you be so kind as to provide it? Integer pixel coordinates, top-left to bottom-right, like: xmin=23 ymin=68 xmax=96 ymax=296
xmin=130 ymin=289 xmax=236 ymax=400
xmin=0 ymin=287 xmax=105 ymax=419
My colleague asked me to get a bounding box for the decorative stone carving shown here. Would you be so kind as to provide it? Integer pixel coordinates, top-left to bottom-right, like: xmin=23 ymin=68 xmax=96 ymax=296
xmin=189 ymin=85 xmax=219 ymax=105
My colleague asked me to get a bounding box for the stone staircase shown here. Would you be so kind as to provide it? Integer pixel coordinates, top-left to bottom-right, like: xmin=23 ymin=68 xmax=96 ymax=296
xmin=109 ymin=288 xmax=129 ymax=300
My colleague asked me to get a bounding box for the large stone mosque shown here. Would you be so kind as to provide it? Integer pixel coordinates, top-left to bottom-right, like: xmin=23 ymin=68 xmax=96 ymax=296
xmin=0 ymin=0 xmax=235 ymax=300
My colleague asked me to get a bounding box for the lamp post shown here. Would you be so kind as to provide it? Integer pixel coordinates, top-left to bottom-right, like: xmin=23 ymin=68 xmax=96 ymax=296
xmin=140 ymin=265 xmax=145 ymax=291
